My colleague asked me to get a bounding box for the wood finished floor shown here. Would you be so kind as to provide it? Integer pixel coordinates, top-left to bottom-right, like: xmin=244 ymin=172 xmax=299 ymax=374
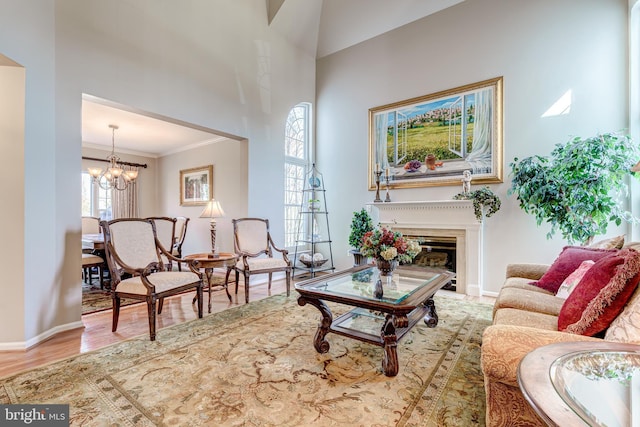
xmin=0 ymin=277 xmax=495 ymax=379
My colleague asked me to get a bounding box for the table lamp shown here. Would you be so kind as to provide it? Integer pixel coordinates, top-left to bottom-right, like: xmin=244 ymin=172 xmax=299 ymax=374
xmin=200 ymin=199 xmax=225 ymax=256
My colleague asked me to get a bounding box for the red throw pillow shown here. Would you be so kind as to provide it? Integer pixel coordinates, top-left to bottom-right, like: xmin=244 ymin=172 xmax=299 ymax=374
xmin=558 ymin=248 xmax=640 ymax=336
xmin=530 ymin=246 xmax=618 ymax=293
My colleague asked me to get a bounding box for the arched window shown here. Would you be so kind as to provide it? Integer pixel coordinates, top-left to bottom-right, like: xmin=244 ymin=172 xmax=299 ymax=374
xmin=284 ymin=103 xmax=311 ymax=249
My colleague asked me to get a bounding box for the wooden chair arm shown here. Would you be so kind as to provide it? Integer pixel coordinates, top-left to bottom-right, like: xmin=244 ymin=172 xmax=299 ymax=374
xmin=267 ymin=234 xmax=288 ymax=254
xmin=187 ymin=261 xmax=203 ymax=277
xmin=154 ymin=238 xmax=202 ymax=278
xmin=267 ymin=234 xmax=290 ymax=263
xmin=155 ymin=238 xmax=182 ymax=262
xmin=105 ymin=241 xmax=160 ymax=291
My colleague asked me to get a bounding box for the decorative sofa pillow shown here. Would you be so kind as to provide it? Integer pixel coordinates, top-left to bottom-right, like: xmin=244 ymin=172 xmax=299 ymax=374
xmin=604 ymin=286 xmax=640 ymax=344
xmin=588 ymin=235 xmax=625 ymax=249
xmin=558 ymin=248 xmax=640 ymax=336
xmin=530 ymin=246 xmax=617 ymax=293
xmin=555 ymin=260 xmax=595 ymax=299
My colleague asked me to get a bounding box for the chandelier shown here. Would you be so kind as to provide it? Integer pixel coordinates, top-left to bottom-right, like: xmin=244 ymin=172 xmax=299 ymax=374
xmin=87 ymin=124 xmax=138 ymax=191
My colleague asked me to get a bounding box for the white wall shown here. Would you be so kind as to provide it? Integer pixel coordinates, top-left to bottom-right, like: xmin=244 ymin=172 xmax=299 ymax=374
xmin=0 ymin=1 xmax=60 ymax=347
xmin=157 ymin=139 xmax=249 ymax=256
xmin=316 ymin=0 xmax=629 ymax=294
xmin=0 ymin=58 xmax=26 ymax=345
xmin=0 ymin=0 xmax=315 ymax=347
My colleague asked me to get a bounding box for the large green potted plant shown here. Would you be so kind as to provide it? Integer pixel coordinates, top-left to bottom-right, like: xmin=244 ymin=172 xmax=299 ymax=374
xmin=349 ymin=208 xmax=374 ymax=266
xmin=509 ymin=132 xmax=640 ymax=245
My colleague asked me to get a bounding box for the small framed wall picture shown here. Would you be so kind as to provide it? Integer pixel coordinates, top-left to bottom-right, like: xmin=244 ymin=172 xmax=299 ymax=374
xmin=180 ymin=165 xmax=213 ymax=206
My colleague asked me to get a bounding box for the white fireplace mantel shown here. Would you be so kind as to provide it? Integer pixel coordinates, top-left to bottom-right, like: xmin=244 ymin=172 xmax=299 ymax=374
xmin=368 ymin=200 xmax=483 ymax=296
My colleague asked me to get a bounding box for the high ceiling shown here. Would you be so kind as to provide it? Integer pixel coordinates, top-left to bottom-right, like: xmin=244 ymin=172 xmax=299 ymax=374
xmin=83 ymin=0 xmax=463 ymax=157
xmin=82 ymin=96 xmax=230 ymax=158
xmin=270 ymin=0 xmax=464 ymax=59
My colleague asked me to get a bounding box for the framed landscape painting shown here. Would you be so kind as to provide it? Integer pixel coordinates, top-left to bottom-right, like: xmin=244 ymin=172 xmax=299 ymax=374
xmin=180 ymin=165 xmax=213 ymax=206
xmin=368 ymin=77 xmax=503 ymax=189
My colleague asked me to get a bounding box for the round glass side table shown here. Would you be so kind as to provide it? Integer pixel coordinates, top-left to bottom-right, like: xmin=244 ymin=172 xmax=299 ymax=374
xmin=518 ymin=341 xmax=640 ymax=427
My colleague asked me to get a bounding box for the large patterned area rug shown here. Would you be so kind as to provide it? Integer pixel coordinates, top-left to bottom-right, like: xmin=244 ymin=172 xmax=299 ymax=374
xmin=82 ymin=281 xmax=130 ymax=315
xmin=1 ymin=293 xmax=492 ymax=426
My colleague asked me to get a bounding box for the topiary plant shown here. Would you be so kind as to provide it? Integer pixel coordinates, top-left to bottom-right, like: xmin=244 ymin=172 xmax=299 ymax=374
xmin=349 ymin=208 xmax=374 ymax=249
xmin=509 ymin=132 xmax=640 ymax=245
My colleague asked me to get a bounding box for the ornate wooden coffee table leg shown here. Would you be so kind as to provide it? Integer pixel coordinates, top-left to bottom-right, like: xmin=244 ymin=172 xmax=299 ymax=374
xmin=381 ymin=314 xmax=406 ymax=377
xmin=423 ymin=298 xmax=439 ymax=328
xmin=297 ymin=296 xmax=332 ymax=353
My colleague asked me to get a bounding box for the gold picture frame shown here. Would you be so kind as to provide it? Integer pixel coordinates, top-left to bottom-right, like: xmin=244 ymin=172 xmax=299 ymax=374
xmin=180 ymin=165 xmax=213 ymax=206
xmin=368 ymin=77 xmax=503 ymax=189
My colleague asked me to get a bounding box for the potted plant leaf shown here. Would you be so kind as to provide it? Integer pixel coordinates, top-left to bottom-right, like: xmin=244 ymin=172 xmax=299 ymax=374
xmin=509 ymin=132 xmax=640 ymax=245
xmin=349 ymin=208 xmax=374 ymax=266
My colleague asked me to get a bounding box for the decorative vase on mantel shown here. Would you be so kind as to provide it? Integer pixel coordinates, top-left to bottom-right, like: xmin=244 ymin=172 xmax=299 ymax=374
xmin=376 ymin=259 xmax=398 ymax=276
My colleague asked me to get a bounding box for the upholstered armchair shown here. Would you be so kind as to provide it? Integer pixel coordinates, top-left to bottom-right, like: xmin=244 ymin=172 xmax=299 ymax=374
xmin=101 ymin=218 xmax=204 ymax=341
xmin=228 ymin=218 xmax=291 ymax=303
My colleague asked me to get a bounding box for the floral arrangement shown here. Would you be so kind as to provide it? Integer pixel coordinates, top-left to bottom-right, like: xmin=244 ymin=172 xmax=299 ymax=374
xmin=360 ymin=226 xmax=421 ymax=263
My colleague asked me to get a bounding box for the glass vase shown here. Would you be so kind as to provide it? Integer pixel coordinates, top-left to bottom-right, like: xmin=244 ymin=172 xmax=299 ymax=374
xmin=376 ymin=259 xmax=398 ymax=276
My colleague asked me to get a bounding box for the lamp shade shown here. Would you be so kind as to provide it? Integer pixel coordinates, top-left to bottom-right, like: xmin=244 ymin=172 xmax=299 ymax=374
xmin=200 ymin=199 xmax=225 ymax=219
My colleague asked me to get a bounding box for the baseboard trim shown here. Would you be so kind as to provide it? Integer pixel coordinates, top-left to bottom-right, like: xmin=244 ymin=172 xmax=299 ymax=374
xmin=0 ymin=321 xmax=85 ymax=351
xmin=466 ymin=283 xmax=480 ymax=297
xmin=482 ymin=290 xmax=499 ymax=298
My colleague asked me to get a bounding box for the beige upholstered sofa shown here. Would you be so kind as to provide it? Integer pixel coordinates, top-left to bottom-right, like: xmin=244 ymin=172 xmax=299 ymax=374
xmin=481 ymin=256 xmax=640 ymax=426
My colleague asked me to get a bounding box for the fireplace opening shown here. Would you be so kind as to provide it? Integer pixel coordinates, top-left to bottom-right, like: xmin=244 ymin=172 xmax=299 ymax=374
xmin=406 ymin=235 xmax=457 ymax=291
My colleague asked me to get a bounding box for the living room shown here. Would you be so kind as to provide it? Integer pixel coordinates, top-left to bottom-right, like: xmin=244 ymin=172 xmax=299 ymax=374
xmin=1 ymin=0 xmax=638 ymax=424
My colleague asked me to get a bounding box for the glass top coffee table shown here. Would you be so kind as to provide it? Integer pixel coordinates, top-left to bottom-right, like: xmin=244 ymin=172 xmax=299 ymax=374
xmin=295 ymin=264 xmax=454 ymax=377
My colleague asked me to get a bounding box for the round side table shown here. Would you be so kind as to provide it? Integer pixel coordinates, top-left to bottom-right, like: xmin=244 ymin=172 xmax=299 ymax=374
xmin=518 ymin=341 xmax=640 ymax=426
xmin=184 ymin=252 xmax=238 ymax=313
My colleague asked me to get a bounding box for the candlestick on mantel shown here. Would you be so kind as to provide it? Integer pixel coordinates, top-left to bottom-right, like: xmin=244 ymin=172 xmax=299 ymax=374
xmin=384 ymin=172 xmax=391 ymax=202
xmin=374 ymin=170 xmax=383 ymax=202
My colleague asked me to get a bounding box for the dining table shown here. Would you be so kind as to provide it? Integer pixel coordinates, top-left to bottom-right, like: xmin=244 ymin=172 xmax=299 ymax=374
xmin=82 ymin=233 xmax=104 ymax=251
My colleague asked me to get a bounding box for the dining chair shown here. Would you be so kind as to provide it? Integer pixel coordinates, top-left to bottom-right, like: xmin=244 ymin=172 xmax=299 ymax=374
xmin=82 ymin=216 xmax=100 ymax=234
xmin=228 ymin=217 xmax=291 ymax=303
xmin=172 ymin=216 xmax=190 ymax=271
xmin=147 ymin=217 xmax=177 ymax=271
xmin=81 ymin=216 xmax=101 ymax=254
xmin=82 ymin=253 xmax=106 ymax=289
xmin=81 ymin=215 xmax=106 ymax=286
xmin=101 ymin=218 xmax=204 ymax=341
